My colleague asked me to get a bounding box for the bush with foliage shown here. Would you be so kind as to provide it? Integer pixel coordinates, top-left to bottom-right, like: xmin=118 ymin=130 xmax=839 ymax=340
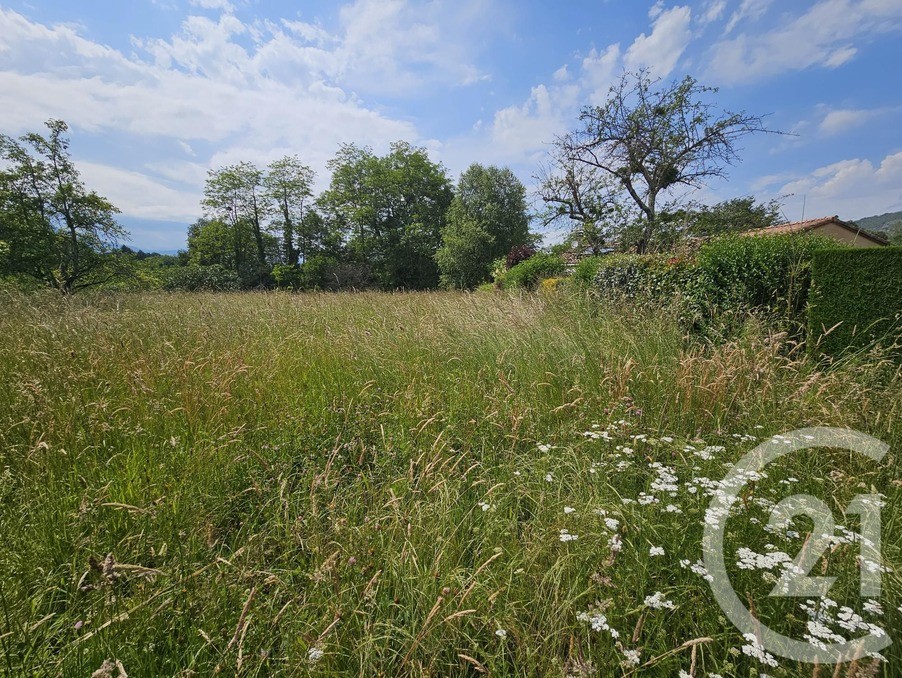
xmin=592 ymin=253 xmax=692 ymax=300
xmin=504 ymin=253 xmax=566 ymax=290
xmin=570 ymin=256 xmax=605 ymax=287
xmin=506 ymin=244 xmax=537 ymax=269
xmin=808 ymin=247 xmax=902 ymax=356
xmin=589 ymin=234 xmax=846 ymax=336
xmin=686 ymin=234 xmax=843 ymax=328
xmin=162 ymin=265 xmax=240 ymax=292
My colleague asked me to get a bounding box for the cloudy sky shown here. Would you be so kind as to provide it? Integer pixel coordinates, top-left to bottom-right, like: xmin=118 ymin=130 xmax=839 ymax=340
xmin=2 ymin=0 xmax=901 ymax=250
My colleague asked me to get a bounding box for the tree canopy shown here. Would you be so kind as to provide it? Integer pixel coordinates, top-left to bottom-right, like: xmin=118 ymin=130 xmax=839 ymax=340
xmin=0 ymin=120 xmax=126 ymax=292
xmin=549 ymin=71 xmax=773 ymax=253
xmin=436 ymin=164 xmax=531 ymax=289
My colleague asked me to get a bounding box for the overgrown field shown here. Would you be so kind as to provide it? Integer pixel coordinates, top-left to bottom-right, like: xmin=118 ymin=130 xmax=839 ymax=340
xmin=0 ymin=291 xmax=899 ymax=676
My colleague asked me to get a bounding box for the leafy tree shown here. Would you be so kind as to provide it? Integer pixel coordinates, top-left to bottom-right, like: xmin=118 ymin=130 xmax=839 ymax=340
xmin=0 ymin=119 xmax=126 ymax=292
xmin=320 ymin=142 xmax=452 ymax=289
xmin=263 ymin=156 xmax=314 ymax=265
xmin=555 ymin=71 xmax=772 ymax=253
xmin=885 ymin=221 xmax=902 ymax=245
xmin=436 ymin=164 xmax=531 ymax=289
xmin=686 ymin=196 xmax=782 ymax=237
xmin=202 ymin=162 xmax=269 ymax=284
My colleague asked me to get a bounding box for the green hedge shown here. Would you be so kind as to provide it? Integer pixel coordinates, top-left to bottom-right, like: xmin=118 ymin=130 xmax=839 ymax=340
xmin=589 ymin=234 xmax=845 ymax=337
xmin=503 ymin=253 xmax=566 ymax=290
xmin=808 ymin=247 xmax=902 ymax=356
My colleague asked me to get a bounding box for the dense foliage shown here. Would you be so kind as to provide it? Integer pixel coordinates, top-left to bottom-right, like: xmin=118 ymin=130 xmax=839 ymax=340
xmin=436 ymin=164 xmax=531 ymax=289
xmin=501 ymin=252 xmax=566 ymax=290
xmin=808 ymin=247 xmax=902 ymax=356
xmin=0 ymin=120 xmax=126 ymax=292
xmin=585 ymin=234 xmax=845 ymax=337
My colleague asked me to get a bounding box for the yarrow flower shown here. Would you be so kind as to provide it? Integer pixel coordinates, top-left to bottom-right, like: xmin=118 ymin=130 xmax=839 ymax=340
xmin=307 ymin=647 xmax=324 ymax=665
xmin=495 ymin=629 xmax=507 ymax=638
xmin=643 ymin=591 xmax=675 ymax=610
xmin=741 ymin=633 xmax=778 ymax=667
xmin=577 ymin=611 xmax=619 ymax=638
xmin=559 ymin=528 xmax=579 ymax=542
xmin=649 ymin=546 xmax=665 ymax=557
xmin=621 ymin=649 xmax=641 ymax=666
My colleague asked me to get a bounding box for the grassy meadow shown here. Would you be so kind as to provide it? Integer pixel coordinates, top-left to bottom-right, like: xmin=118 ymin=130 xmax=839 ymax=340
xmin=0 ymin=290 xmax=899 ymax=676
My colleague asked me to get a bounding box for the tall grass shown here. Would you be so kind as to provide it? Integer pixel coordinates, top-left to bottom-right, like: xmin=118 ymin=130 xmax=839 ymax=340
xmin=0 ymin=290 xmax=898 ymax=675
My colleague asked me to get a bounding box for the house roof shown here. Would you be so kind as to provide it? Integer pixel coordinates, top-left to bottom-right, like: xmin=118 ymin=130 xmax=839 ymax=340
xmin=743 ymin=215 xmax=889 ymax=244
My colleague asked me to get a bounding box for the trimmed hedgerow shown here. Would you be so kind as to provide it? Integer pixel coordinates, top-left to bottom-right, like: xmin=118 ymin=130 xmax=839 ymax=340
xmin=685 ymin=233 xmax=843 ymax=330
xmin=590 ymin=234 xmax=846 ymax=337
xmin=808 ymin=247 xmax=902 ymax=356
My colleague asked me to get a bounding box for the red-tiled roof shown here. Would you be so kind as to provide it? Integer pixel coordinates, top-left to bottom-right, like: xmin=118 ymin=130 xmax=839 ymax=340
xmin=743 ymin=215 xmax=889 ymax=244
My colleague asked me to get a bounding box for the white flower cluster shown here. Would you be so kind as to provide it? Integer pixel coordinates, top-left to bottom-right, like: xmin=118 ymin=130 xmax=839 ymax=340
xmin=649 ymin=546 xmax=665 ymax=557
xmin=649 ymin=462 xmax=679 ymax=495
xmin=559 ymin=528 xmax=579 ymax=542
xmin=307 ymin=646 xmax=324 ymax=665
xmin=643 ymin=591 xmax=675 ymax=610
xmin=621 ymin=649 xmax=641 ymax=666
xmin=576 ymin=611 xmax=619 ymax=638
xmin=735 ymin=546 xmax=793 ymax=571
xmin=740 ymin=633 xmax=778 ymax=667
xmin=679 ymin=558 xmax=713 ymax=582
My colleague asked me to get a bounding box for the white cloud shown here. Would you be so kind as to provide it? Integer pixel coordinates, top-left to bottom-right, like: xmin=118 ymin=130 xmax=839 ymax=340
xmin=817 ymin=106 xmax=901 ymax=136
xmin=189 ymin=0 xmax=234 ymax=11
xmin=624 ymin=5 xmax=693 ymax=78
xmin=708 ymin=0 xmax=902 ymax=83
xmin=774 ymin=151 xmax=902 ymax=220
xmin=0 ymin=5 xmax=477 ymax=227
xmin=724 ymin=0 xmax=774 ymax=34
xmin=699 ymin=0 xmax=727 ymax=25
xmin=581 ymin=44 xmax=621 ymax=104
xmin=78 ymin=162 xmax=201 ymax=222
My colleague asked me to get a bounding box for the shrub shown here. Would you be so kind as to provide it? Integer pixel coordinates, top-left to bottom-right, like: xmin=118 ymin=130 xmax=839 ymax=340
xmin=592 ymin=253 xmax=692 ymax=301
xmin=504 ymin=253 xmax=565 ymax=289
xmin=688 ymin=234 xmax=842 ymax=325
xmin=571 ymin=256 xmax=605 ymax=287
xmin=808 ymin=247 xmax=902 ymax=356
xmin=161 ymin=265 xmax=240 ymax=292
xmin=506 ymin=244 xmax=537 ymax=269
xmin=589 ymin=234 xmax=846 ymax=338
xmin=539 ymin=277 xmax=565 ymax=294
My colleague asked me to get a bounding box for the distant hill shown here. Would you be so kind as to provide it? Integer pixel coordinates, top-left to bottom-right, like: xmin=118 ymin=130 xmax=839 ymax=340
xmin=852 ymin=210 xmax=902 ymax=234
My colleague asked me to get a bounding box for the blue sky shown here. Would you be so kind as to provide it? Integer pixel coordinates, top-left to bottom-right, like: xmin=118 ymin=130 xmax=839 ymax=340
xmin=2 ymin=0 xmax=901 ymax=251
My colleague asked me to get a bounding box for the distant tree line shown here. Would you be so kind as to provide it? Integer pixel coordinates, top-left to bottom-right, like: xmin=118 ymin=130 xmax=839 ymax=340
xmin=1 ymin=72 xmax=799 ymax=293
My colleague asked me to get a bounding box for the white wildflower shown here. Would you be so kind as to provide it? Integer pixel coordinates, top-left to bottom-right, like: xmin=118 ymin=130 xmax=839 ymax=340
xmin=559 ymin=529 xmax=579 ymax=543
xmin=649 ymin=546 xmax=665 ymax=557
xmin=622 ymin=649 xmax=641 ymax=666
xmin=643 ymin=591 xmax=675 ymax=610
xmin=741 ymin=633 xmax=778 ymax=667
